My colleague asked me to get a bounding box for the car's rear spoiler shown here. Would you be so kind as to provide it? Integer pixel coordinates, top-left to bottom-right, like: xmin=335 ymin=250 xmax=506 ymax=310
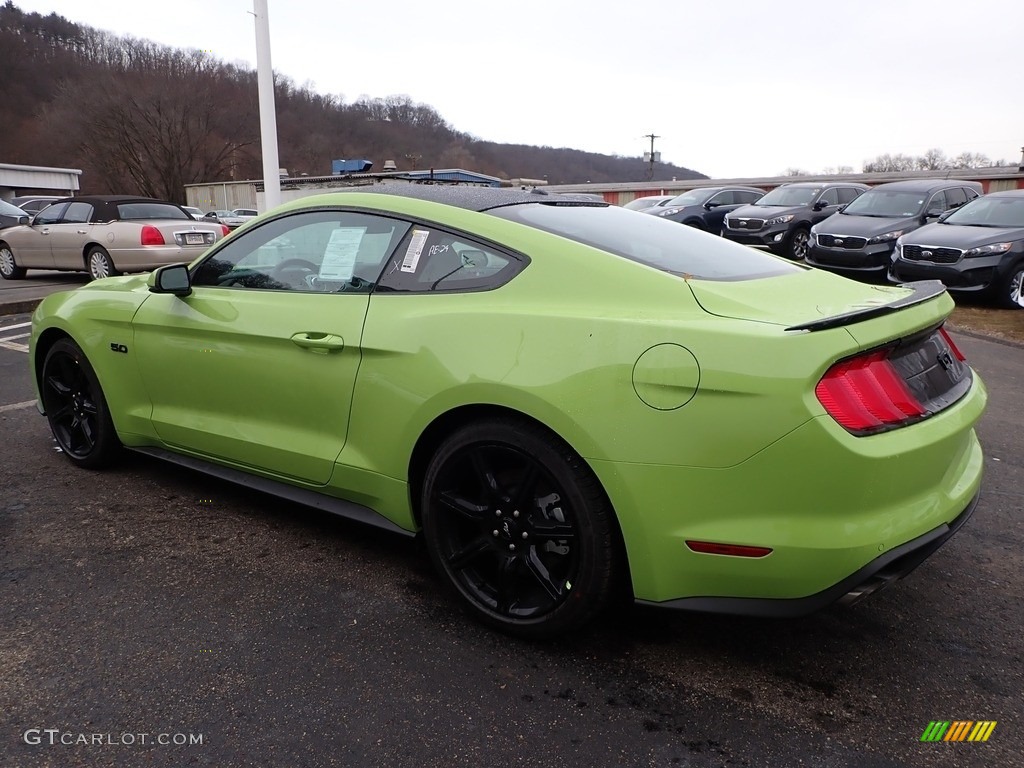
xmin=786 ymin=280 xmax=947 ymax=333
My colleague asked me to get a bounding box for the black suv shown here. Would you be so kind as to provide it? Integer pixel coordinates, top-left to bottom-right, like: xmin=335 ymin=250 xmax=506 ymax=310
xmin=646 ymin=186 xmax=764 ymax=232
xmin=806 ymin=179 xmax=982 ymax=280
xmin=889 ymin=189 xmax=1024 ymax=309
xmin=722 ymin=181 xmax=868 ymax=260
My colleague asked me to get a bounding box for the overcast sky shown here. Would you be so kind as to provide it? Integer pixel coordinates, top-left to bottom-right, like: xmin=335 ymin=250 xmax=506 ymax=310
xmin=14 ymin=0 xmax=1024 ymax=179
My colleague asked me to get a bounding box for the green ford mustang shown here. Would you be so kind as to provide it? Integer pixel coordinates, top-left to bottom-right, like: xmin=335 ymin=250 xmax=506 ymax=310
xmin=29 ymin=185 xmax=986 ymax=638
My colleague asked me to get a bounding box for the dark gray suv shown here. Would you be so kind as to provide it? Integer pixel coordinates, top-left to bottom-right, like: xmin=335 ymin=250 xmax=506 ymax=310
xmin=806 ymin=179 xmax=982 ymax=280
xmin=645 ymin=186 xmax=765 ymax=233
xmin=722 ymin=181 xmax=868 ymax=260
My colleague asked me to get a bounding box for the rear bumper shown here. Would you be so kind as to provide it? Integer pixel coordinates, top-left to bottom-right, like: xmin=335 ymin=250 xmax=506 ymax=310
xmin=638 ymin=491 xmax=979 ymax=617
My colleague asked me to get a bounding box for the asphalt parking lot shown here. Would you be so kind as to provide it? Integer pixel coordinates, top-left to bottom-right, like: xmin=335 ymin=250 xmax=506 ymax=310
xmin=1 ymin=314 xmax=1021 ymax=768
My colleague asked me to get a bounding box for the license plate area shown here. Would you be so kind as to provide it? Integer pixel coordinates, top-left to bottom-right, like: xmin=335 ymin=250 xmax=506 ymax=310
xmin=889 ymin=328 xmax=971 ymax=414
xmin=184 ymin=233 xmax=206 ymax=245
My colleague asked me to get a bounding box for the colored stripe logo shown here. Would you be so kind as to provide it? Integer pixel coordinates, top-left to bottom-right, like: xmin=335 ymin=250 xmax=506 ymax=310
xmin=921 ymin=721 xmax=997 ymax=742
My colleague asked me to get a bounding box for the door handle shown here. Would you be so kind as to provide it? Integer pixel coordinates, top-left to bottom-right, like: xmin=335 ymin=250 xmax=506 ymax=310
xmin=77 ymin=229 xmax=88 ymax=234
xmin=290 ymin=332 xmax=345 ymax=351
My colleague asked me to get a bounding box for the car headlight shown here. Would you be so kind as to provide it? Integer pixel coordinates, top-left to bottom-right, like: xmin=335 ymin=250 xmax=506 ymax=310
xmin=893 ymin=236 xmax=904 ymax=261
xmin=658 ymin=208 xmax=681 ymax=216
xmin=867 ymin=229 xmax=904 ymax=244
xmin=765 ymin=214 xmax=794 ymax=226
xmin=963 ymin=242 xmax=1013 ymax=257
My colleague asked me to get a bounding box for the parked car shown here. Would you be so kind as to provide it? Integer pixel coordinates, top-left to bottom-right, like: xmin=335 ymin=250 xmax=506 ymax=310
xmin=29 ymin=186 xmax=985 ymax=638
xmin=889 ymin=189 xmax=1024 ymax=309
xmin=232 ymin=208 xmax=259 ymax=220
xmin=646 ymin=186 xmax=765 ymax=232
xmin=623 ymin=195 xmax=674 ymax=212
xmin=204 ymin=209 xmax=247 ymax=229
xmin=10 ymin=195 xmax=65 ymax=214
xmin=0 ymin=196 xmax=229 ymax=281
xmin=182 ymin=206 xmax=206 ymax=221
xmin=806 ymin=180 xmax=983 ymax=280
xmin=0 ymin=199 xmax=29 ymax=230
xmin=722 ymin=181 xmax=868 ymax=260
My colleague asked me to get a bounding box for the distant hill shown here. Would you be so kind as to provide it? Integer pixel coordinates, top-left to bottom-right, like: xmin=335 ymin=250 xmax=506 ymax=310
xmin=0 ymin=3 xmax=706 ymax=202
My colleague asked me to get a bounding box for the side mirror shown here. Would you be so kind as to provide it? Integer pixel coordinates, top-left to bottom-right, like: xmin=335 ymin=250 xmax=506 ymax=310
xmin=704 ymin=201 xmax=721 ymax=209
xmin=148 ymin=263 xmax=192 ymax=297
xmin=17 ymin=216 xmax=29 ymax=225
xmin=924 ymin=209 xmax=943 ymax=220
xmin=937 ymin=210 xmax=953 ymax=223
xmin=812 ymin=200 xmax=830 ymax=212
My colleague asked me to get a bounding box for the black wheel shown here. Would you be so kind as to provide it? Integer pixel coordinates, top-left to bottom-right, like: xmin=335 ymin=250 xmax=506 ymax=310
xmin=40 ymin=338 xmax=121 ymax=469
xmin=996 ymin=262 xmax=1024 ymax=310
xmin=87 ymin=246 xmax=119 ymax=280
xmin=785 ymin=227 xmax=811 ymax=261
xmin=0 ymin=243 xmax=26 ymax=280
xmin=421 ymin=418 xmax=619 ymax=639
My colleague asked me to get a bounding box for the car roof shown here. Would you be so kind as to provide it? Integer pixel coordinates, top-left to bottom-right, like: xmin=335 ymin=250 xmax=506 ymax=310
xmin=46 ymin=195 xmax=185 ymax=221
xmin=778 ymin=181 xmax=870 ymax=189
xmin=866 ymin=179 xmax=983 ymax=193
xmin=336 ymin=183 xmax=607 ymax=212
xmin=986 ymin=189 xmax=1024 ymax=199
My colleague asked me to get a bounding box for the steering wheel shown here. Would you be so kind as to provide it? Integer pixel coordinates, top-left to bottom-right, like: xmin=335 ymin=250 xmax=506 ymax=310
xmin=271 ymin=258 xmax=319 ymax=284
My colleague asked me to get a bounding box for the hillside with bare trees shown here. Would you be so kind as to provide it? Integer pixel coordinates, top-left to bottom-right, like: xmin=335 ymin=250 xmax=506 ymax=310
xmin=0 ymin=2 xmax=706 ymax=202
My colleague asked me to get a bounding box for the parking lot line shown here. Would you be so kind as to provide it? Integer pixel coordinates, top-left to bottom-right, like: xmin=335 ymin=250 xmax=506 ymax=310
xmin=0 ymin=332 xmax=29 ymax=341
xmin=0 ymin=321 xmax=31 ymax=331
xmin=0 ymin=340 xmax=29 ymax=353
xmin=0 ymin=400 xmax=36 ymax=413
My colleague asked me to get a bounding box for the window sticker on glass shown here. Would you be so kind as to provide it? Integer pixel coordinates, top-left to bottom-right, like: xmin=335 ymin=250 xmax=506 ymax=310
xmin=320 ymin=227 xmax=366 ymax=281
xmin=401 ymin=229 xmax=430 ymax=273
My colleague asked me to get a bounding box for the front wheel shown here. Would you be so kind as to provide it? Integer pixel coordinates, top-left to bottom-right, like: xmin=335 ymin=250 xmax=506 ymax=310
xmin=40 ymin=338 xmax=121 ymax=469
xmin=87 ymin=246 xmax=120 ymax=281
xmin=785 ymin=227 xmax=811 ymax=261
xmin=996 ymin=262 xmax=1024 ymax=309
xmin=0 ymin=243 xmax=26 ymax=280
xmin=421 ymin=418 xmax=620 ymax=639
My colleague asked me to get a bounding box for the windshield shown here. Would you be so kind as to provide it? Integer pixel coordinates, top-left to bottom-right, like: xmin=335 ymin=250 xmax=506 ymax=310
xmin=116 ymin=202 xmax=190 ymax=220
xmin=488 ymin=203 xmax=800 ymax=281
xmin=664 ymin=189 xmax=713 ymax=207
xmin=0 ymin=200 xmax=26 ymax=216
xmin=943 ymin=196 xmax=1024 ymax=228
xmin=755 ymin=187 xmax=819 ymax=207
xmin=841 ymin=190 xmax=927 ymax=218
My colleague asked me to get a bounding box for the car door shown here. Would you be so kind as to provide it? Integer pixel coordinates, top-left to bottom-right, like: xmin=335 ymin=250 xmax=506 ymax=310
xmin=703 ymin=190 xmax=738 ymax=231
xmin=131 ymin=209 xmax=410 ymax=484
xmin=11 ymin=202 xmax=68 ymax=268
xmin=810 ymin=187 xmax=841 ymax=225
xmin=48 ymin=201 xmax=95 ymax=270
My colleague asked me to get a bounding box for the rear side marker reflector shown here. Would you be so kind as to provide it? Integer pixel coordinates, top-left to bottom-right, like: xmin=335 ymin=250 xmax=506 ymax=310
xmin=686 ymin=540 xmax=773 ymax=558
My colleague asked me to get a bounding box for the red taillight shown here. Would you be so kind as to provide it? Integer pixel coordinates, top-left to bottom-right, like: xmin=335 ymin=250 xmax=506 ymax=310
xmin=938 ymin=326 xmax=966 ymax=361
xmin=140 ymin=225 xmax=165 ymax=246
xmin=221 ymin=224 xmax=230 ymax=237
xmin=816 ymin=348 xmax=925 ymax=434
xmin=685 ymin=540 xmax=773 ymax=558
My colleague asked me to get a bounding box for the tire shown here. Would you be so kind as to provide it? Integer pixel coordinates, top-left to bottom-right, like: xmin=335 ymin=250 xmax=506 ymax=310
xmin=683 ymin=219 xmax=707 ymax=231
xmin=785 ymin=227 xmax=811 ymax=261
xmin=87 ymin=246 xmax=120 ymax=281
xmin=421 ymin=418 xmax=619 ymax=639
xmin=40 ymin=338 xmax=121 ymax=469
xmin=996 ymin=262 xmax=1024 ymax=310
xmin=0 ymin=243 xmax=26 ymax=280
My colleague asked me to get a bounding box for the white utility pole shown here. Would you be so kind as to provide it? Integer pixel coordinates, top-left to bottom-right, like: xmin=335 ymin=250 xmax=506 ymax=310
xmin=253 ymin=0 xmax=281 ymax=210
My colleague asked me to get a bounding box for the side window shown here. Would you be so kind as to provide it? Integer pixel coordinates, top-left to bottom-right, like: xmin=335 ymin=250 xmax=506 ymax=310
xmin=963 ymin=187 xmax=981 ymax=202
xmin=708 ymin=191 xmax=736 ymax=206
xmin=192 ymin=210 xmax=410 ymax=292
xmin=925 ymin=191 xmax=948 ymax=215
xmin=33 ymin=203 xmax=69 ymax=225
xmin=817 ymin=188 xmax=840 ymax=206
xmin=62 ymin=202 xmax=94 ymax=224
xmin=739 ymin=191 xmax=763 ymax=204
xmin=377 ymin=227 xmax=524 ymax=293
xmin=837 ymin=187 xmax=863 ymax=205
xmin=944 ymin=187 xmax=968 ymax=209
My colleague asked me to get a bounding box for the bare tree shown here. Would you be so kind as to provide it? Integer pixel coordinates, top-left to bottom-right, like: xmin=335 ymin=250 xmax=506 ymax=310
xmin=862 ymin=153 xmax=918 ymax=172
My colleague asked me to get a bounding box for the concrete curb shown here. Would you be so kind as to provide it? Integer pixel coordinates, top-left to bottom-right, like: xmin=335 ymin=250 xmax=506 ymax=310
xmin=0 ymin=298 xmax=43 ymax=317
xmin=946 ymin=324 xmax=1024 ymax=351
